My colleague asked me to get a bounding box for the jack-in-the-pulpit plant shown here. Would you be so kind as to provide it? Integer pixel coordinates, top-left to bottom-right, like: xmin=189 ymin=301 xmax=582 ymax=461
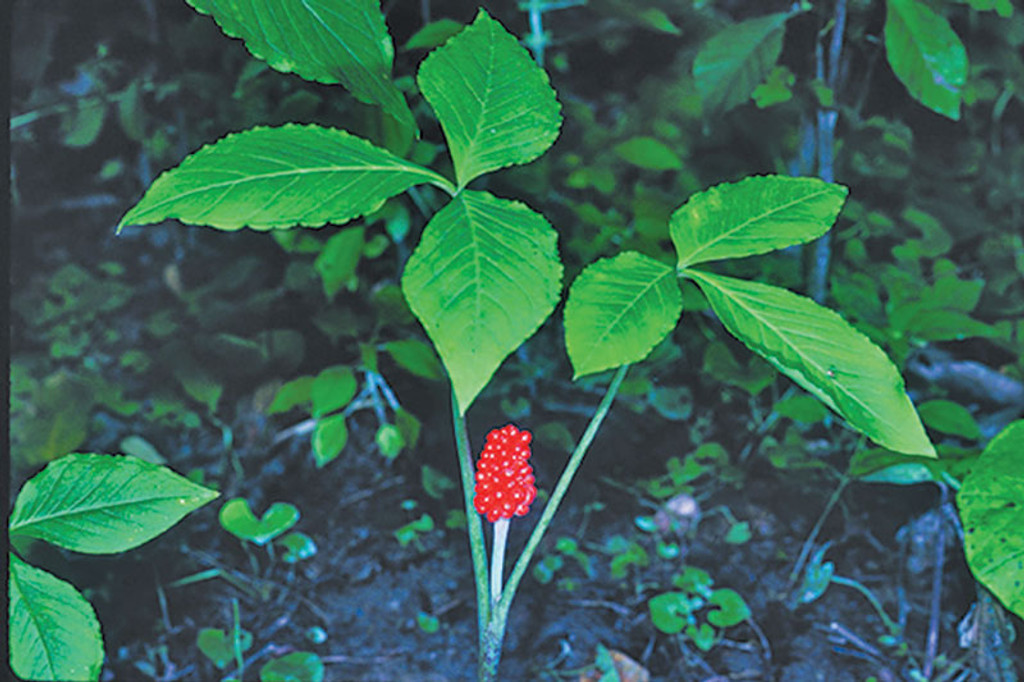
xmin=117 ymin=2 xmax=947 ymax=679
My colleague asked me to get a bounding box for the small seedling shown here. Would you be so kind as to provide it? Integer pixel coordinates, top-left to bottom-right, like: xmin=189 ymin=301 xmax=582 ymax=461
xmin=219 ymin=498 xmax=300 ymax=546
xmin=394 ymin=513 xmax=435 ymax=549
xmin=416 ymin=611 xmax=441 ymax=634
xmin=648 ymin=566 xmax=752 ymax=652
xmin=277 ymin=532 xmax=318 ymax=564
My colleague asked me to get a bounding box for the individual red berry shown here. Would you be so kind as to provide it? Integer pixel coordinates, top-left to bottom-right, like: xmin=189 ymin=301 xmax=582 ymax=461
xmin=473 ymin=424 xmax=537 ymax=523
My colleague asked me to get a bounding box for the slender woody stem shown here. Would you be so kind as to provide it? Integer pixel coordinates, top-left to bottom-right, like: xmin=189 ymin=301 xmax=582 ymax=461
xmin=452 ymin=390 xmax=490 ymax=637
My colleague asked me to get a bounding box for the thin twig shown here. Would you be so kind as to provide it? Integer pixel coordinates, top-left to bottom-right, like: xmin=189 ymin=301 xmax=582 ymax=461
xmin=566 ymin=599 xmax=632 ymax=617
xmin=787 ymin=475 xmax=850 ymax=589
xmin=923 ymin=484 xmax=949 ymax=679
xmin=321 ymin=650 xmax=408 ymax=664
xmin=824 ymin=621 xmax=882 ymax=659
xmin=747 ymin=616 xmax=773 ymax=671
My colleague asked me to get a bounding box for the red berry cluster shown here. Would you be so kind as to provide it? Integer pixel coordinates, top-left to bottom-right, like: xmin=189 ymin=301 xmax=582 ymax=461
xmin=473 ymin=424 xmax=537 ymax=523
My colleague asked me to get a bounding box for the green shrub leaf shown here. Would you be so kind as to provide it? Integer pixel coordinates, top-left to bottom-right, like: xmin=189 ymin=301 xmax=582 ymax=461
xmin=266 ymin=376 xmax=315 ymax=415
xmin=884 ymin=0 xmax=967 ymax=120
xmin=9 ymin=553 xmax=103 ymax=682
xmin=613 ymin=136 xmax=683 ymax=171
xmin=9 ymin=454 xmax=219 ymax=554
xmin=564 ymin=251 xmax=682 ymax=378
xmin=693 ymin=13 xmax=789 ymax=118
xmin=384 ymin=339 xmax=445 ymax=381
xmin=958 ymin=421 xmax=1024 ymax=619
xmin=311 ymin=365 xmax=357 ymax=417
xmin=315 ymin=227 xmax=365 ymax=301
xmin=918 ymin=399 xmax=982 ymax=439
xmin=312 ymin=413 xmax=349 ymax=467
xmin=185 ymin=0 xmax=415 ymax=132
xmin=119 ymin=125 xmax=452 ymax=231
xmin=417 ymin=9 xmax=561 ymax=188
xmin=402 ymin=191 xmax=562 ymax=414
xmin=686 ymin=270 xmax=935 ymax=456
xmin=404 ymin=18 xmax=465 ymax=51
xmin=671 ymin=175 xmax=848 ymax=269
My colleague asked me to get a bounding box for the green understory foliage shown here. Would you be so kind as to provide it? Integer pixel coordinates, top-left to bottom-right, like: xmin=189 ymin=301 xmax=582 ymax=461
xmin=9 ymin=0 xmax=1023 ymax=679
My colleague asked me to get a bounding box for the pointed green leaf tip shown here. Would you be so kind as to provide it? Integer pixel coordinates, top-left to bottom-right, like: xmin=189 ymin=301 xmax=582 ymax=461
xmin=118 ymin=125 xmax=452 ymax=231
xmin=565 ymin=252 xmax=682 ymax=378
xmin=417 ymin=9 xmax=562 ymax=188
xmin=184 ymin=0 xmax=415 ymax=133
xmin=402 ymin=191 xmax=562 ymax=414
xmin=687 ymin=270 xmax=935 ymax=457
xmin=671 ymin=175 xmax=848 ymax=270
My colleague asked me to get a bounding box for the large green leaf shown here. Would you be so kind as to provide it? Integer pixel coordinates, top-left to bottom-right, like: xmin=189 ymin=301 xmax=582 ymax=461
xmin=693 ymin=13 xmax=790 ymax=118
xmin=685 ymin=270 xmax=935 ymax=456
xmin=959 ymin=421 xmax=1024 ymax=619
xmin=401 ymin=190 xmax=562 ymax=414
xmin=9 ymin=553 xmax=103 ymax=682
xmin=671 ymin=175 xmax=848 ymax=269
xmin=564 ymin=251 xmax=682 ymax=378
xmin=9 ymin=454 xmax=219 ymax=554
xmin=884 ymin=0 xmax=968 ymax=120
xmin=185 ymin=0 xmax=415 ymax=132
xmin=119 ymin=125 xmax=452 ymax=231
xmin=417 ymin=9 xmax=562 ymax=188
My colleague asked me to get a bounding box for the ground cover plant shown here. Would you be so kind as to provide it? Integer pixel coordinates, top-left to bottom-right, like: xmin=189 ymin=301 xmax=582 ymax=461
xmin=10 ymin=0 xmax=1024 ymax=679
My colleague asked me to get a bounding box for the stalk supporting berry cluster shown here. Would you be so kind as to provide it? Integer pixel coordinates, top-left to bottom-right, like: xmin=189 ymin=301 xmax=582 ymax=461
xmin=473 ymin=424 xmax=537 ymax=607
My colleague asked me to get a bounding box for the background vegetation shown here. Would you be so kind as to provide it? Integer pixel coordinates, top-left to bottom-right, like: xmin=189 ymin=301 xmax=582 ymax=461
xmin=10 ymin=0 xmax=1024 ymax=679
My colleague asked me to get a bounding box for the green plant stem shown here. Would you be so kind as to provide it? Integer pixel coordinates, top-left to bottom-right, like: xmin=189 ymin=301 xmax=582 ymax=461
xmin=452 ymin=389 xmax=491 ymax=639
xmin=232 ymin=598 xmax=245 ymax=681
xmin=478 ymin=364 xmax=630 ymax=681
xmin=831 ymin=574 xmax=901 ymax=635
xmin=490 ymin=518 xmax=510 ymax=607
xmin=787 ymin=473 xmax=849 ymax=589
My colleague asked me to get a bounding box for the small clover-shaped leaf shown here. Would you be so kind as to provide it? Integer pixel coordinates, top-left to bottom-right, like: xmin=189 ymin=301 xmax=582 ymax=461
xmin=648 ymin=592 xmax=692 ymax=634
xmin=219 ymin=499 xmax=299 ymax=545
xmin=197 ymin=627 xmax=253 ymax=670
xmin=707 ymin=588 xmax=751 ymax=628
xmin=686 ymin=622 xmax=716 ymax=651
xmin=276 ymin=532 xmax=318 ymax=564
